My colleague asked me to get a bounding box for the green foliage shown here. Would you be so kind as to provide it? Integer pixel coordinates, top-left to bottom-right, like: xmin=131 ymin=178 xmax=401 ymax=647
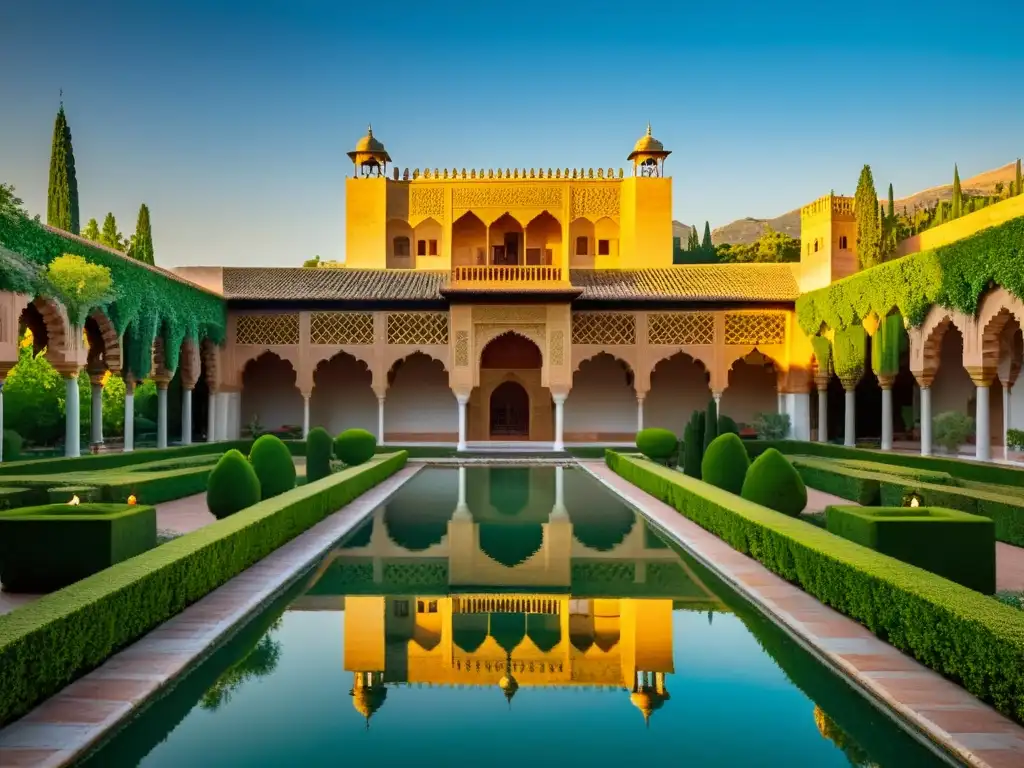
xmin=715 ymin=226 xmax=801 ymax=264
xmin=635 ymin=428 xmax=677 ymax=463
xmin=81 ymin=218 xmax=99 ymax=242
xmin=870 ymin=313 xmax=905 ymax=377
xmin=810 ymin=335 xmax=832 ymax=375
xmin=796 ymin=215 xmax=1024 ymax=336
xmin=605 ymin=450 xmax=1024 ymax=724
xmin=701 ymin=433 xmax=749 ymax=494
xmin=1008 ymin=429 xmax=1024 ymax=450
xmin=854 ymin=165 xmax=881 ymax=269
xmin=0 ymin=183 xmax=27 ymax=221
xmin=44 ymin=253 xmax=114 ymax=326
xmin=826 ymin=505 xmax=995 ymax=593
xmin=753 ymin=412 xmax=790 ymax=440
xmin=47 ymin=106 xmax=79 ymax=235
xmin=206 ymin=449 xmax=261 ymax=519
xmin=0 ymin=453 xmax=406 ymax=726
xmin=3 ymin=343 xmax=64 ymax=446
xmin=248 ymin=435 xmax=296 ymax=500
xmin=790 ymin=457 xmax=881 ymax=505
xmin=833 ymin=325 xmax=866 ymax=382
xmin=0 ymin=503 xmax=155 ymax=592
xmin=703 ymin=398 xmax=718 ymax=454
xmin=951 ymin=165 xmax=962 ymax=219
xmin=1017 ymin=159 xmax=1023 ymax=199
xmin=131 ymin=204 xmax=155 ymax=265
xmin=201 ymin=619 xmax=282 ymax=710
xmin=887 ymin=183 xmax=895 ymax=220
xmin=932 ymin=411 xmax=974 ymax=453
xmin=2 ymin=431 xmax=23 ymax=461
xmin=0 ymin=214 xmax=226 ymax=378
xmin=741 ymin=448 xmax=807 ymax=516
xmin=701 ymin=221 xmax=712 ymax=251
xmin=305 ymin=427 xmax=333 ymax=482
xmin=682 ymin=418 xmax=700 ymax=478
xmin=302 ymin=256 xmax=320 ymax=268
xmin=718 ymin=414 xmax=739 ymax=436
xmin=334 ymin=428 xmax=377 ymax=466
xmin=99 ymin=213 xmax=124 ymax=251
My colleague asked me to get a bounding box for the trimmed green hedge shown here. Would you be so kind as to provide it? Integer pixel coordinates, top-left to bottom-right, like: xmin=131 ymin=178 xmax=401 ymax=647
xmin=826 ymin=505 xmax=995 ymax=593
xmin=745 ymin=439 xmax=1024 ymax=488
xmin=789 ymin=457 xmax=882 ymax=505
xmin=334 ymin=429 xmax=376 ymax=467
xmin=636 ymin=428 xmax=678 ymax=462
xmin=0 ymin=440 xmax=255 ymax=477
xmin=46 ymin=485 xmax=102 ymax=504
xmin=0 ymin=451 xmax=407 ymax=726
xmin=0 ymin=503 xmax=156 ymax=592
xmin=605 ymin=450 xmax=1024 ymax=723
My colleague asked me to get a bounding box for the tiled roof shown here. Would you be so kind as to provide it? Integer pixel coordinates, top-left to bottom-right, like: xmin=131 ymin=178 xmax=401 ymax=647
xmin=222 ymin=264 xmax=799 ymax=303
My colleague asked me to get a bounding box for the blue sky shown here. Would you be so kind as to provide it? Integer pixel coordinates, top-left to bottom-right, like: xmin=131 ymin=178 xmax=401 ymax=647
xmin=2 ymin=1 xmax=1022 ymax=267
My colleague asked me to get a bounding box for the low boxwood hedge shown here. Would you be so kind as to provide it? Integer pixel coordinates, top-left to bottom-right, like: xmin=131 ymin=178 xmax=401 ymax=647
xmin=745 ymin=439 xmax=1024 ymax=488
xmin=605 ymin=450 xmax=1024 ymax=723
xmin=0 ymin=450 xmax=407 ymax=726
xmin=789 ymin=457 xmax=882 ymax=505
xmin=0 ymin=441 xmax=254 ymax=477
xmin=46 ymin=485 xmax=103 ymax=504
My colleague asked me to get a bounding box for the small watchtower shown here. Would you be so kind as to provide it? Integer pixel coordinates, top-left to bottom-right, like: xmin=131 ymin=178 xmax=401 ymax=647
xmin=627 ymin=123 xmax=671 ymax=177
xmin=798 ymin=193 xmax=858 ymax=292
xmin=347 ymin=125 xmax=391 ymax=177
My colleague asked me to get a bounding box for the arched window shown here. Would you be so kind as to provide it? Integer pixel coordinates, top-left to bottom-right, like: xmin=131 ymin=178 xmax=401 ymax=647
xmin=394 ymin=236 xmax=410 ymax=257
xmin=839 ymin=235 xmax=848 ymax=250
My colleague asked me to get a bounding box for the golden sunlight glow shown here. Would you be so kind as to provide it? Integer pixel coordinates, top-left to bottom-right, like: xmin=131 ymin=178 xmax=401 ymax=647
xmin=67 ymin=495 xmax=81 ymax=506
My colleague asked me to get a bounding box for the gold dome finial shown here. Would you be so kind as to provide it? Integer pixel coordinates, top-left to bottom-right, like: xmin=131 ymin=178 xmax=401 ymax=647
xmin=348 ymin=124 xmax=391 ymax=176
xmin=646 ymin=121 xmax=652 ymax=136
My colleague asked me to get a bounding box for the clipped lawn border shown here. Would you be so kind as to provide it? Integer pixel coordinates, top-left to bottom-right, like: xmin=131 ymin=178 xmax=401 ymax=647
xmin=605 ymin=450 xmax=1024 ymax=724
xmin=744 ymin=439 xmax=1024 ymax=488
xmin=0 ymin=451 xmax=407 ymax=727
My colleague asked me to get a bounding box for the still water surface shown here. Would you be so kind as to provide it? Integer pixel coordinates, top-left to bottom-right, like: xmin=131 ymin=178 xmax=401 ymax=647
xmin=80 ymin=467 xmax=947 ymax=767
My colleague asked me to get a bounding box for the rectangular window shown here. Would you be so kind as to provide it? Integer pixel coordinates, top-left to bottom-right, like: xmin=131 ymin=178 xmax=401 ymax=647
xmin=575 ymin=236 xmax=588 ymax=255
xmin=525 ymin=248 xmax=542 ymax=265
xmin=394 ymin=237 xmax=410 ymax=256
xmin=417 ymin=240 xmax=427 ymax=256
xmin=428 ymin=600 xmax=438 ymax=613
xmin=428 ymin=239 xmax=438 ymax=256
xmin=394 ymin=600 xmax=409 ymax=617
xmin=598 ymin=239 xmax=610 ymax=256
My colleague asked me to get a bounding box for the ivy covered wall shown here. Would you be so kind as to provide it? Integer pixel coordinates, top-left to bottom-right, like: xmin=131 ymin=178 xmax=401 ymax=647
xmin=0 ymin=215 xmax=225 ymax=378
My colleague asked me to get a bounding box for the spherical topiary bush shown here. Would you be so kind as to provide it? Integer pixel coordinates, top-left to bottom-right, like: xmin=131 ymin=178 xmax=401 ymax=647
xmin=2 ymin=430 xmax=22 ymax=462
xmin=306 ymin=427 xmax=334 ymax=483
xmin=635 ymin=428 xmax=677 ymax=463
xmin=701 ymin=433 xmax=750 ymax=495
xmin=248 ymin=434 xmax=296 ymax=500
xmin=334 ymin=428 xmax=377 ymax=466
xmin=206 ymin=449 xmax=261 ymax=519
xmin=740 ymin=448 xmax=807 ymax=516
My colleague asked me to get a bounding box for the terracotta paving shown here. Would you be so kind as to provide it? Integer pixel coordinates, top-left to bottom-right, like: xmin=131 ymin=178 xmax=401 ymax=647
xmin=581 ymin=460 xmax=1024 ymax=768
xmin=0 ymin=461 xmax=421 ymax=768
xmin=803 ymin=486 xmax=851 ymax=515
xmin=996 ymin=543 xmax=1024 ymax=593
xmin=155 ymin=493 xmax=215 ymax=535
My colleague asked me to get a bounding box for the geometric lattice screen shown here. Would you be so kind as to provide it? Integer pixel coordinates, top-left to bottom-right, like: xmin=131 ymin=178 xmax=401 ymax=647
xmin=723 ymin=313 xmax=786 ymax=345
xmin=647 ymin=312 xmax=715 ymax=345
xmin=235 ymin=314 xmax=300 ymax=345
xmin=309 ymin=312 xmax=375 ymax=345
xmin=386 ymin=312 xmax=449 ymax=345
xmin=571 ymin=313 xmax=636 ymax=345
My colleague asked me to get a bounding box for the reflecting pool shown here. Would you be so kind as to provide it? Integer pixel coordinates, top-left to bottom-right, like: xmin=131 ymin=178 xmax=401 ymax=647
xmin=80 ymin=467 xmax=949 ymax=767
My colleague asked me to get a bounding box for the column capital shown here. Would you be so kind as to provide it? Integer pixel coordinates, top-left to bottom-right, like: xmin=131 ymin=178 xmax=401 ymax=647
xmin=814 ymin=374 xmax=830 ymax=392
xmin=966 ymin=366 xmax=997 ymax=387
xmin=911 ymin=369 xmax=934 ymax=389
xmin=89 ymin=372 xmax=106 ymax=387
xmin=838 ymin=374 xmax=861 ymax=392
xmin=454 ymin=391 xmax=471 ymax=405
xmin=876 ymin=374 xmax=895 ymax=390
xmin=153 ymin=375 xmax=172 ymax=390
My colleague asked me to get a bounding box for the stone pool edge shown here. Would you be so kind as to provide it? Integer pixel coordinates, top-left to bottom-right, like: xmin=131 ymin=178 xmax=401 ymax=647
xmin=580 ymin=460 xmax=1024 ymax=768
xmin=0 ymin=465 xmax=423 ymax=768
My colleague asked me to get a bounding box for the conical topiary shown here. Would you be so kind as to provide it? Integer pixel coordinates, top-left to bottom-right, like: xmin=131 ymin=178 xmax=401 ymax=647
xmin=249 ymin=434 xmax=296 ymax=499
xmin=740 ymin=448 xmax=807 ymax=516
xmin=683 ymin=411 xmax=703 ymax=478
xmin=306 ymin=427 xmax=333 ymax=483
xmin=206 ymin=449 xmax=261 ymax=519
xmin=702 ymin=433 xmax=750 ymax=495
xmin=703 ymin=398 xmax=718 ymax=453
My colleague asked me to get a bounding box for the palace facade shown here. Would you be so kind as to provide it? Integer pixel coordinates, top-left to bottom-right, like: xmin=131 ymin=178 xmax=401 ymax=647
xmin=175 ymin=125 xmax=823 ymax=448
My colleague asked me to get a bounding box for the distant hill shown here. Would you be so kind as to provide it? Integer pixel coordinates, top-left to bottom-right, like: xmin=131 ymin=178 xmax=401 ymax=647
xmin=687 ymin=161 xmax=1019 ymax=246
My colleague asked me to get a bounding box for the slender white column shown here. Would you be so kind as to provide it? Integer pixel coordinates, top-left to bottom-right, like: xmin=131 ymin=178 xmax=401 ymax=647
xmin=181 ymin=387 xmax=193 ymax=445
xmin=817 ymin=387 xmax=828 ymax=443
xmin=216 ymin=392 xmax=229 ymax=442
xmin=551 ymin=465 xmax=568 ymax=519
xmin=456 ymin=394 xmax=468 ymax=451
xmin=636 ymin=395 xmax=645 ymax=433
xmin=880 ymin=386 xmax=893 ymax=451
xmin=64 ymin=374 xmax=81 ymax=458
xmin=976 ymin=384 xmax=991 ymax=461
xmin=843 ymin=389 xmax=856 ymax=447
xmin=90 ymin=378 xmax=104 ymax=446
xmin=302 ymin=394 xmax=311 ymax=439
xmin=1004 ymin=385 xmax=1012 ymax=460
xmin=124 ymin=377 xmax=135 ymax=453
xmin=377 ymin=396 xmax=385 ymax=444
xmin=156 ymin=383 xmax=169 ymax=449
xmin=553 ymin=394 xmax=566 ymax=451
xmin=920 ymin=386 xmax=932 ymax=456
xmin=207 ymin=391 xmax=217 ymax=442
xmin=454 ymin=465 xmax=470 ymax=518
xmin=777 ymin=391 xmax=784 ymax=415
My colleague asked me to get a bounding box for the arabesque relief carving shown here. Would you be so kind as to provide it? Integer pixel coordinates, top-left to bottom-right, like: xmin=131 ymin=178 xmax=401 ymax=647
xmin=473 ymin=306 xmax=547 ymax=324
xmin=410 ymin=187 xmax=444 ymax=218
xmin=452 ymin=185 xmax=563 ymax=210
xmin=570 ymin=186 xmax=620 ymax=220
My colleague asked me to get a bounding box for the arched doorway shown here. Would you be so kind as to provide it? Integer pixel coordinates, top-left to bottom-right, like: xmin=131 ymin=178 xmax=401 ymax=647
xmin=490 ymin=381 xmax=530 ymax=438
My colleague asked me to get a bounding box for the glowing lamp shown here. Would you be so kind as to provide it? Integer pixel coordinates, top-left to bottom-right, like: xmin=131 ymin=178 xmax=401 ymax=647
xmin=68 ymin=495 xmax=81 ymax=506
xmin=903 ymin=491 xmax=923 ymax=508
xmin=127 ymin=495 xmax=137 ymax=506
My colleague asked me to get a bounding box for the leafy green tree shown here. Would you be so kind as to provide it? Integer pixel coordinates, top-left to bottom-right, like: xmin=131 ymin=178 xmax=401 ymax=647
xmin=99 ymin=213 xmax=123 ymax=250
xmin=128 ymin=204 xmax=155 ymax=264
xmin=686 ymin=226 xmax=699 ymax=252
xmin=951 ymin=164 xmax=962 ymax=219
xmin=46 ymin=105 xmax=80 ymax=234
xmin=0 ymin=182 xmax=27 ymax=221
xmin=715 ymin=227 xmax=799 ymax=263
xmin=44 ymin=254 xmax=113 ymax=326
xmin=854 ymin=165 xmax=881 ymax=269
xmin=81 ymin=218 xmax=100 ymax=241
xmin=3 ymin=339 xmax=65 ymax=445
xmin=1016 ymin=158 xmax=1022 ymax=197
xmin=302 ymin=255 xmax=321 ymax=268
xmin=701 ymin=221 xmax=712 ymax=253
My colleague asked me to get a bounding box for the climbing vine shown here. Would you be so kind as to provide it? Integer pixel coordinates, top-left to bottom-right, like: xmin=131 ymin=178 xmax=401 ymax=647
xmin=796 ymin=215 xmax=1024 ymax=336
xmin=810 ymin=336 xmax=832 ymax=375
xmin=833 ymin=326 xmax=866 ymax=383
xmin=0 ymin=214 xmax=225 ymax=378
xmin=870 ymin=313 xmax=906 ymax=378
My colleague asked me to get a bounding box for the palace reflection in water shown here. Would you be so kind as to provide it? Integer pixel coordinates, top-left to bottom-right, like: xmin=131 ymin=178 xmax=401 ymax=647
xmin=292 ymin=467 xmax=724 ymax=728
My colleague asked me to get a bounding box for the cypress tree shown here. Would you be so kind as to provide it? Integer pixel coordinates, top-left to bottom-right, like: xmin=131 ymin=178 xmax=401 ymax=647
xmin=82 ymin=218 xmax=100 ymax=241
xmin=951 ymin=164 xmax=962 ymax=219
xmin=132 ymin=203 xmax=155 ymax=264
xmin=46 ymin=104 xmax=80 ymax=234
xmin=703 ymin=398 xmax=719 ymax=453
xmin=1016 ymin=158 xmax=1022 ymax=197
xmin=99 ymin=213 xmax=122 ymax=250
xmin=701 ymin=221 xmax=712 ymax=253
xmin=887 ymin=183 xmax=894 ymax=220
xmin=853 ymin=165 xmax=881 ymax=269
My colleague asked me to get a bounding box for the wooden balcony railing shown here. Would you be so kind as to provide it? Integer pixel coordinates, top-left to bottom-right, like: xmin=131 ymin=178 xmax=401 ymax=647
xmin=449 ymin=265 xmax=565 ymax=287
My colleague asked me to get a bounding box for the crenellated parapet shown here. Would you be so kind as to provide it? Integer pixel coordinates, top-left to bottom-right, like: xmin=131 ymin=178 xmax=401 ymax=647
xmin=386 ymin=167 xmax=626 ymax=181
